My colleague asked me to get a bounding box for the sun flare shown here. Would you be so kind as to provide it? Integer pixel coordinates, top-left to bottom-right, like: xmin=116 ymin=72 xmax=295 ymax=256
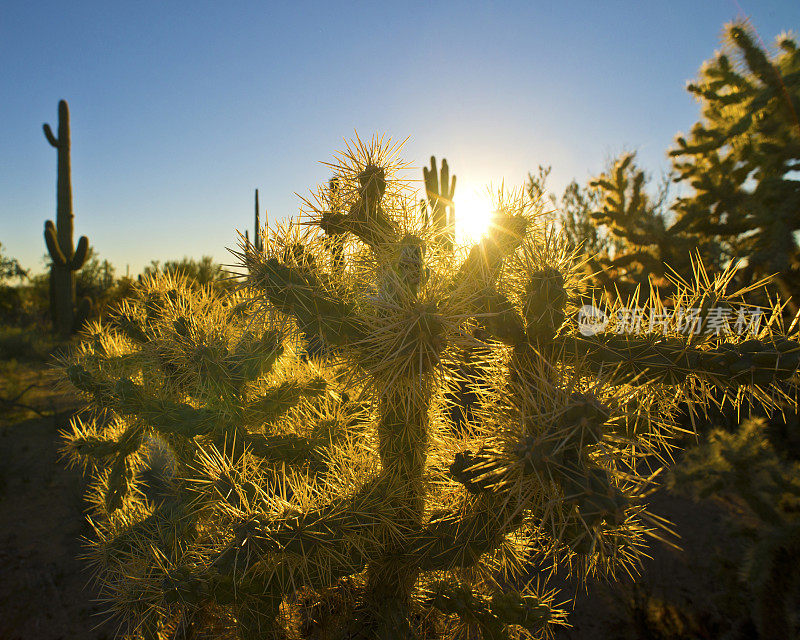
xmin=454 ymin=186 xmax=494 ymax=247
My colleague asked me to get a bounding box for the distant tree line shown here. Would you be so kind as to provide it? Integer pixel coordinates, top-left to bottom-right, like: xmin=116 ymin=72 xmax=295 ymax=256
xmin=0 ymin=249 xmax=230 ymax=329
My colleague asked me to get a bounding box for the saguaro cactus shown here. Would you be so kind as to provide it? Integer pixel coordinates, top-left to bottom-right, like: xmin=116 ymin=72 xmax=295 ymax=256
xmin=424 ymin=156 xmax=457 ymax=251
xmin=43 ymin=99 xmax=90 ymax=336
xmin=246 ymin=188 xmax=265 ymax=252
xmin=62 ymin=136 xmax=800 ymax=640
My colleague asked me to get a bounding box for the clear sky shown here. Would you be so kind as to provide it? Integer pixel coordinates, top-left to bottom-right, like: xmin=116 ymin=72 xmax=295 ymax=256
xmin=1 ymin=1 xmax=798 ymax=275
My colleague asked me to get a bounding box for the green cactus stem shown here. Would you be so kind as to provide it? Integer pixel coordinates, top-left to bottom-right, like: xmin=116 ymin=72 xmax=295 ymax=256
xmin=43 ymin=99 xmax=90 ymax=336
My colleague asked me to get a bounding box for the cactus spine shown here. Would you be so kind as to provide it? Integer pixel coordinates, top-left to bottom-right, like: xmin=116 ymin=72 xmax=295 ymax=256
xmin=43 ymin=99 xmax=90 ymax=336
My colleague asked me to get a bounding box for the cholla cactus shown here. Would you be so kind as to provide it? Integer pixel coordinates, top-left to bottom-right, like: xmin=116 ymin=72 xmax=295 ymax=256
xmin=61 ymin=272 xmax=367 ymax=637
xmin=63 ymin=136 xmax=800 ymax=640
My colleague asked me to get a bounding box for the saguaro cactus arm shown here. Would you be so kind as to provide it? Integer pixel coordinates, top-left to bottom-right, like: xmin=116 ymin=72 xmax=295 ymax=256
xmin=43 ymin=220 xmax=67 ymax=266
xmin=44 ymin=222 xmax=89 ymax=269
xmin=43 ymin=122 xmax=59 ymax=147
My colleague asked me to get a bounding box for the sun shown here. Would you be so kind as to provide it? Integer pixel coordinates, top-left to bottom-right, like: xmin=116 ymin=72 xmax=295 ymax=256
xmin=454 ymin=186 xmax=493 ymax=247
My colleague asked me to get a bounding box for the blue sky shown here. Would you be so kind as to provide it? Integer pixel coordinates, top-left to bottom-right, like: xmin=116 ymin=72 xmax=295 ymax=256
xmin=1 ymin=1 xmax=798 ymax=275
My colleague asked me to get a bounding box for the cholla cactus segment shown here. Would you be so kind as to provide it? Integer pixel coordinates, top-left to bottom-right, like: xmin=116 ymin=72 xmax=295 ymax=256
xmin=423 ymin=579 xmax=561 ymax=639
xmin=64 ymin=136 xmax=800 ymax=639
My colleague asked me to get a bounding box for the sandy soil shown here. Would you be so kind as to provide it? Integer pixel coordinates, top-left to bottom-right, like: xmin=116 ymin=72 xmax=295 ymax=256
xmin=0 ymin=365 xmax=116 ymax=640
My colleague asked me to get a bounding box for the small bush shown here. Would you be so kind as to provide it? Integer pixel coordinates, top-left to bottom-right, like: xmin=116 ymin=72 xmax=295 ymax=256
xmin=0 ymin=326 xmax=58 ymax=362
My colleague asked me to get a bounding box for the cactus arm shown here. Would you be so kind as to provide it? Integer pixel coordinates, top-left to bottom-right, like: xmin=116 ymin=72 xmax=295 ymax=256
xmin=424 ymin=581 xmax=508 ymax=640
xmin=441 ymin=159 xmax=453 ymax=200
xmin=439 ymin=159 xmax=450 ymax=205
xmin=68 ymin=369 xmax=331 ymax=462
xmin=452 ymin=213 xmax=531 ymax=291
xmin=412 ymin=496 xmax=525 ymax=571
xmin=105 ymin=453 xmax=132 ymax=512
xmin=555 ymin=334 xmax=800 ymax=386
xmin=424 ymin=156 xmax=444 ymax=231
xmin=252 ymin=257 xmax=366 ymax=346
xmin=448 ymin=171 xmax=457 ymax=228
xmin=244 ymin=378 xmax=327 ymax=425
xmin=238 ymin=432 xmax=324 ymax=464
xmin=318 ymin=167 xmax=398 ymax=249
xmin=69 ymin=235 xmax=89 ymax=270
xmin=43 ymin=123 xmax=58 ymax=147
xmin=209 ymin=477 xmax=393 ymax=579
xmin=44 ymin=220 xmax=67 ymax=266
xmin=423 ymin=156 xmax=440 ymax=200
xmin=168 ymin=552 xmax=360 ymax=634
xmin=115 ymin=314 xmax=149 ymax=343
xmin=473 ymin=288 xmax=526 ymax=346
xmin=345 ymin=200 xmax=398 ymax=248
xmin=425 ymin=581 xmax=553 ymax=640
xmin=102 ymin=503 xmax=200 ymax=581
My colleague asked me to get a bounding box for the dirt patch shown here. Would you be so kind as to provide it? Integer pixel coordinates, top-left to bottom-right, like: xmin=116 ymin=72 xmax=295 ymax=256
xmin=0 ymin=407 xmax=116 ymax=640
xmin=0 ymin=362 xmax=75 ymax=427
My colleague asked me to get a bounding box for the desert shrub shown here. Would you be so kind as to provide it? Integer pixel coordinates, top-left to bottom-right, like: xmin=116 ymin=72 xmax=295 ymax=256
xmin=0 ymin=326 xmax=60 ymax=362
xmin=0 ymin=242 xmax=29 ymax=325
xmin=62 ymin=137 xmax=800 ymax=640
xmin=671 ymin=417 xmax=800 ymax=638
xmin=0 ymin=327 xmax=39 ymax=361
xmin=142 ymin=256 xmax=232 ymax=291
xmin=0 ymin=242 xmax=27 ymax=283
xmin=0 ymin=286 xmax=24 ymax=325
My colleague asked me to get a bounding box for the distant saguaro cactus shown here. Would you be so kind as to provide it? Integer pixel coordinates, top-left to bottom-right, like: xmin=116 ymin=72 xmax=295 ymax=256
xmin=424 ymin=156 xmax=457 ymax=251
xmin=43 ymin=99 xmax=91 ymax=336
xmin=246 ymin=188 xmax=265 ymax=252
